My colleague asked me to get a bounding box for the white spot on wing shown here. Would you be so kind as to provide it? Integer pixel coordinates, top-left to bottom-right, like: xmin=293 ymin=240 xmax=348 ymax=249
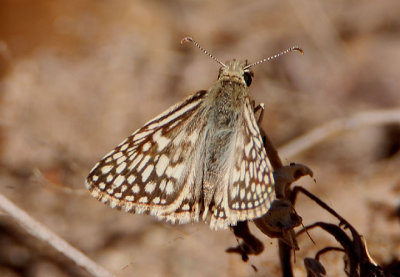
xmin=160 ymin=179 xmax=167 ymax=190
xmin=120 ymin=143 xmax=129 ymax=151
xmin=240 ymin=188 xmax=245 ymax=200
xmin=182 ymin=203 xmax=190 ymax=211
xmin=172 ymin=163 xmax=185 ymax=180
xmin=165 ymin=166 xmax=173 ymax=178
xmin=138 ymin=196 xmax=148 ymax=203
xmin=127 ymin=175 xmax=136 ymax=184
xmin=152 ymin=197 xmax=160 ymax=204
xmin=167 ymin=118 xmax=182 ymax=130
xmin=125 ymin=195 xmax=134 ymax=201
xmin=134 ymin=129 xmax=153 ymax=141
xmin=110 ymin=200 xmax=117 ymax=208
xmin=246 ymin=192 xmax=251 ymax=200
xmin=141 ymin=164 xmax=154 ymax=182
xmin=145 ymin=181 xmax=156 ymax=193
xmin=165 ymin=181 xmax=174 ymax=195
xmin=142 ymin=141 xmax=152 ymax=152
xmin=249 ymin=162 xmax=254 ymax=178
xmin=251 ymin=149 xmax=256 ymax=159
xmin=153 ymin=130 xmax=170 ymax=151
xmin=263 ymin=174 xmax=269 ymax=184
xmin=258 ymin=169 xmax=263 ymax=181
xmin=132 ymin=185 xmax=140 ymax=193
xmin=113 ymin=152 xmax=123 ymax=160
xmin=137 ymin=155 xmax=151 ymax=172
xmin=113 ymin=175 xmax=125 ymax=188
xmin=254 ymin=137 xmax=262 ymax=149
xmin=101 ymin=165 xmax=113 ymax=174
xmin=256 ymin=184 xmax=261 ymax=195
xmin=130 ymin=154 xmax=143 ymax=170
xmin=156 ymin=155 xmax=169 ymax=177
xmin=116 ymin=162 xmax=127 ymax=174
xmin=116 ymin=156 xmax=127 ymax=165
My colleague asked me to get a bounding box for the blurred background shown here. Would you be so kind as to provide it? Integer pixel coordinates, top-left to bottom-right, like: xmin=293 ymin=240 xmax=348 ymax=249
xmin=0 ymin=0 xmax=399 ymax=276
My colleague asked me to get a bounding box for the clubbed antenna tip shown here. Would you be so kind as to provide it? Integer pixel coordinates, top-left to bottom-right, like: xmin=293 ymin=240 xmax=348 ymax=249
xmin=180 ymin=37 xmax=194 ymax=45
xmin=292 ymin=46 xmax=304 ymax=55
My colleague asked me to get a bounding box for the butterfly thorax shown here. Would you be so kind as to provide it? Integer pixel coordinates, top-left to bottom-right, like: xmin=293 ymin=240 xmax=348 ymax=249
xmin=210 ymin=60 xmax=250 ymax=128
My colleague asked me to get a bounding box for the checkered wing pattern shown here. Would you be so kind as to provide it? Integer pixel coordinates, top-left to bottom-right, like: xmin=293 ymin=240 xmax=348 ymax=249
xmin=86 ymin=90 xmax=208 ymax=224
xmin=209 ymin=99 xmax=275 ymax=229
xmin=86 ymin=57 xmax=279 ymax=230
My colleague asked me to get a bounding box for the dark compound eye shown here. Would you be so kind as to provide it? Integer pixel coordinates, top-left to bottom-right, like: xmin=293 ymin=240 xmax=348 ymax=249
xmin=243 ymin=71 xmax=252 ymax=86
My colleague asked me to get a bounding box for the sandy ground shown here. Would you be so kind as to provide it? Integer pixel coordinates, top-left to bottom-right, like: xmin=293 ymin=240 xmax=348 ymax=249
xmin=0 ymin=1 xmax=400 ymax=276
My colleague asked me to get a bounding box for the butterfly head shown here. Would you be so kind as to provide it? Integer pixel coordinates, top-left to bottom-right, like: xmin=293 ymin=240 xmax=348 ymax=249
xmin=218 ymin=60 xmax=254 ymax=87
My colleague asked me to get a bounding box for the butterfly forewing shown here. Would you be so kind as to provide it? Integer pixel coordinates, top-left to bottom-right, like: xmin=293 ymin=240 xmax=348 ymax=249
xmin=86 ymin=90 xmax=209 ymax=223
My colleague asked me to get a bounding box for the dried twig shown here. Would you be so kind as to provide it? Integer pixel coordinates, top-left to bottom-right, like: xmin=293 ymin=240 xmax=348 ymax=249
xmin=0 ymin=192 xmax=115 ymax=277
xmin=279 ymin=108 xmax=400 ymax=158
xmin=293 ymin=187 xmax=385 ymax=277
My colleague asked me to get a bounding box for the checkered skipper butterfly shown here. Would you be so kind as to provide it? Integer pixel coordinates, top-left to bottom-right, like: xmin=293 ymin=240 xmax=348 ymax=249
xmin=86 ymin=37 xmax=302 ymax=230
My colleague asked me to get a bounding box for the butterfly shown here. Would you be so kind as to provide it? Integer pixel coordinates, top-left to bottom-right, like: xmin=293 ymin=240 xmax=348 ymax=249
xmin=86 ymin=37 xmax=302 ymax=230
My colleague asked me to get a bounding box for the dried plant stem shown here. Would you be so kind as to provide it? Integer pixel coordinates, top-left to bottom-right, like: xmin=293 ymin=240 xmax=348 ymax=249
xmin=0 ymin=192 xmax=115 ymax=277
xmin=261 ymin=131 xmax=294 ymax=277
xmin=279 ymin=108 xmax=400 ymax=158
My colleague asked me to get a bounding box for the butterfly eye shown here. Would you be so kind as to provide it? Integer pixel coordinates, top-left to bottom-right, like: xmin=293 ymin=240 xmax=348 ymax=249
xmin=243 ymin=72 xmax=252 ymax=86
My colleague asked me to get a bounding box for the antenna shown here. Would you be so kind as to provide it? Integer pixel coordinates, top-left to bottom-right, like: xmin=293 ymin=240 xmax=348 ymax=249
xmin=181 ymin=37 xmax=226 ymax=67
xmin=244 ymin=46 xmax=304 ymax=69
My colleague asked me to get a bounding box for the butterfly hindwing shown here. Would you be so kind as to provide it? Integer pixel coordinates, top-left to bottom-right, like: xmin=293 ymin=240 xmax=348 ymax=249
xmin=209 ymin=98 xmax=275 ymax=229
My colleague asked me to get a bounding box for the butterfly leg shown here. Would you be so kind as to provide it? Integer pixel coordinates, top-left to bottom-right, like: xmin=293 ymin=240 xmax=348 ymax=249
xmin=254 ymin=103 xmax=265 ymax=125
xmin=250 ymin=100 xmax=256 ymax=109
